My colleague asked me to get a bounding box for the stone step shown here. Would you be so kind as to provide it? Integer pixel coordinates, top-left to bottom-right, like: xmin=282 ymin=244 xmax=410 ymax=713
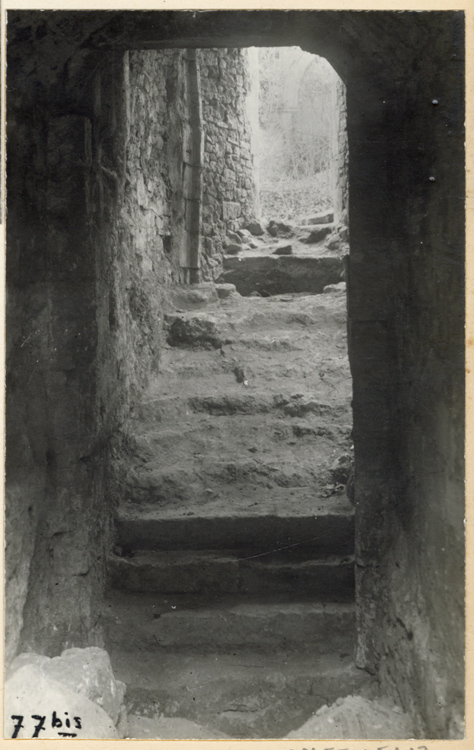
xmin=158 ymin=344 xmax=350 ymax=386
xmin=108 ymin=550 xmax=355 ymax=599
xmin=126 ymin=416 xmax=351 ymax=469
xmin=115 ymin=495 xmax=354 ymax=553
xmin=219 ymin=255 xmax=343 ymax=296
xmin=124 ymin=461 xmax=348 ymax=509
xmin=108 ymin=649 xmax=371 ymax=739
xmin=164 ymin=293 xmax=347 ymax=347
xmin=132 ymin=390 xmax=350 ymax=424
xmin=103 ymin=590 xmax=355 ymax=655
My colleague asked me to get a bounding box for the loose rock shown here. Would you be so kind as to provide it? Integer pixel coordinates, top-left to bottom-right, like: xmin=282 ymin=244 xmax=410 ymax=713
xmin=245 ymin=219 xmax=265 ymax=236
xmin=8 ymin=647 xmax=126 ymax=725
xmin=267 ymin=220 xmax=294 ymax=238
xmin=225 ymin=241 xmax=242 ymax=255
xmin=166 ymin=313 xmax=223 ymax=349
xmin=323 ymin=282 xmax=346 ymax=294
xmin=215 ymin=283 xmax=237 ymax=300
xmin=338 ymin=225 xmax=349 ymax=241
xmin=227 ymin=230 xmax=242 ymax=244
xmin=5 ymin=664 xmax=119 ymax=738
xmin=301 ymin=224 xmax=333 ymax=243
xmin=237 ymin=228 xmax=253 ymax=241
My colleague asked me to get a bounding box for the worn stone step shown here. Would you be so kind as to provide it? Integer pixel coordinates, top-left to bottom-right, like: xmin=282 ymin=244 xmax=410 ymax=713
xmin=132 ymin=390 xmax=350 ymax=424
xmin=108 ymin=550 xmax=355 ymax=599
xmin=115 ymin=495 xmax=354 ymax=553
xmin=158 ymin=345 xmax=349 ymax=387
xmin=108 ymin=648 xmax=372 ymax=739
xmin=219 ymin=255 xmax=343 ymax=296
xmin=127 ymin=415 xmax=351 ymax=463
xmin=164 ymin=294 xmax=347 ymax=347
xmin=123 ymin=462 xmax=349 ymax=509
xmin=103 ymin=590 xmax=355 ymax=655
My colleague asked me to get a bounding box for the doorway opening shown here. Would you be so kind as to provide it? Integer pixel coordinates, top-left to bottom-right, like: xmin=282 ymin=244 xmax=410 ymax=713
xmin=102 ymin=46 xmax=369 ymax=740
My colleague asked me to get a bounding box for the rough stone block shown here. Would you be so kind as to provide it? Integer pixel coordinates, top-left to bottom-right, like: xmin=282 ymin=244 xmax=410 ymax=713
xmin=216 ymin=283 xmax=238 ymax=299
xmin=267 ymin=220 xmax=294 ymax=238
xmin=225 ymin=242 xmax=242 ymax=255
xmin=301 ymin=224 xmax=333 ymax=244
xmin=8 ymin=647 xmax=126 ymax=724
xmin=300 ymin=211 xmax=334 ymax=226
xmin=5 ymin=664 xmax=119 ymax=739
xmin=237 ymin=228 xmax=253 ymax=240
xmin=245 ymin=220 xmax=265 ymax=236
xmin=165 ymin=313 xmax=223 ymax=349
xmin=226 ymin=230 xmax=241 ymax=244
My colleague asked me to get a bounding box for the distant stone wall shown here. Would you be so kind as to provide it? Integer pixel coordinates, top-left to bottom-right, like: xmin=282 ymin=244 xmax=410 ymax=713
xmin=199 ymin=48 xmax=258 ymax=279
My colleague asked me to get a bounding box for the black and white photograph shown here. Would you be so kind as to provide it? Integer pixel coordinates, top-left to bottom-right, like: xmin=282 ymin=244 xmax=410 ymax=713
xmin=3 ymin=6 xmax=466 ymax=741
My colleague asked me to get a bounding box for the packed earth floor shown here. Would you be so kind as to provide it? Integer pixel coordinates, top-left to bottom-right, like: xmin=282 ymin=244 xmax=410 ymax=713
xmin=102 ymin=223 xmax=414 ymax=739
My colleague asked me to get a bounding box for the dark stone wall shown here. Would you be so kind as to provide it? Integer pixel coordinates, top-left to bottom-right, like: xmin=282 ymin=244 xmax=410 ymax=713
xmin=6 ymin=70 xmax=107 ymax=659
xmin=343 ymin=14 xmax=464 ymax=737
xmin=6 ymin=10 xmax=465 ymax=736
xmin=5 ymin=41 xmax=187 ymax=662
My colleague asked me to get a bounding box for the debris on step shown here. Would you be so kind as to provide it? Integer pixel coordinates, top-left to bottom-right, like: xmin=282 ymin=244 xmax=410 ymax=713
xmin=325 ymin=232 xmax=344 ymax=251
xmin=245 ymin=219 xmax=265 ymax=236
xmin=227 ymin=230 xmax=243 ymax=244
xmin=324 ymin=282 xmax=346 ymax=294
xmin=300 ymin=224 xmax=333 ymax=243
xmin=273 ymin=244 xmax=293 ymax=256
xmin=330 ymin=452 xmax=354 ymax=484
xmin=286 ymin=694 xmax=415 ymax=739
xmin=215 ymin=283 xmax=238 ymax=299
xmin=267 ymin=219 xmax=295 ymax=238
xmin=225 ymin=241 xmax=242 ymax=255
xmin=165 ymin=313 xmax=224 ymax=349
xmin=237 ymin=228 xmax=253 ymax=241
xmin=338 ymin=225 xmax=349 ymax=241
xmin=300 ymin=210 xmax=334 ymax=226
xmin=233 ymin=365 xmax=248 ymax=384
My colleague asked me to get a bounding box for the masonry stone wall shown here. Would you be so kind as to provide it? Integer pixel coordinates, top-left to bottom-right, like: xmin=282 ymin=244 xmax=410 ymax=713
xmin=199 ymin=48 xmax=258 ymax=279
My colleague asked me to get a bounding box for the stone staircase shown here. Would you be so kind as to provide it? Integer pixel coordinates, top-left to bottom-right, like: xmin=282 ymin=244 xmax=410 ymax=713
xmin=103 ymin=282 xmax=371 ymax=738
